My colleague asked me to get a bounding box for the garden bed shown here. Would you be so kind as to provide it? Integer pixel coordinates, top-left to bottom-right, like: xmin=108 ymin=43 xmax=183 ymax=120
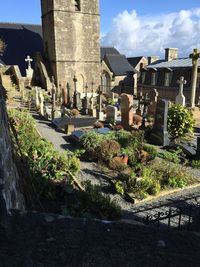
xmin=76 ymin=128 xmax=199 ymax=203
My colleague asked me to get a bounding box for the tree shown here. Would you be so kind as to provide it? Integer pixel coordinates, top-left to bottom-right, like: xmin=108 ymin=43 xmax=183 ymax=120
xmin=0 ymin=38 xmax=6 ymax=56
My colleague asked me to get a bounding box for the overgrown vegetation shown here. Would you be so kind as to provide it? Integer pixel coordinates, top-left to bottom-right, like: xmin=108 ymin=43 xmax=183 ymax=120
xmin=168 ymin=104 xmax=195 ymax=139
xmin=114 ymin=160 xmax=195 ymax=200
xmin=78 ymin=128 xmax=196 ymax=201
xmin=8 ymin=109 xmax=121 ymax=220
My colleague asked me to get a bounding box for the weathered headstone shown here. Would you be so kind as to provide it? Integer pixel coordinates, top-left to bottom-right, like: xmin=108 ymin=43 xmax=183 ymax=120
xmin=121 ymin=94 xmax=133 ymax=130
xmin=176 ymin=76 xmax=186 ymax=106
xmin=97 ymin=90 xmax=104 ymax=120
xmin=106 ymin=105 xmax=117 ymax=123
xmin=62 ymin=86 xmax=68 ymax=106
xmin=147 ymin=89 xmax=158 ymax=117
xmin=35 ymin=87 xmax=40 ymax=110
xmin=39 ymin=91 xmax=44 ymax=116
xmin=149 ymin=99 xmax=170 ymax=146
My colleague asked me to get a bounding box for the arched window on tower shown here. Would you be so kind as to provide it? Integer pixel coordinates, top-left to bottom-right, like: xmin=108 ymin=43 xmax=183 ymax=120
xmin=75 ymin=0 xmax=81 ymax=11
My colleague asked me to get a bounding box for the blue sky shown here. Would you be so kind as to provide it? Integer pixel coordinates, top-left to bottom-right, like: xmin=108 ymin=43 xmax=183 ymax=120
xmin=1 ymin=1 xmax=200 ymax=57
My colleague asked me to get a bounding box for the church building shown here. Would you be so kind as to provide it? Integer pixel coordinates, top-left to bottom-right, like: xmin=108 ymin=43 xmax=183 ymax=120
xmin=41 ymin=0 xmax=101 ymax=93
xmin=0 ymin=0 xmax=135 ymax=96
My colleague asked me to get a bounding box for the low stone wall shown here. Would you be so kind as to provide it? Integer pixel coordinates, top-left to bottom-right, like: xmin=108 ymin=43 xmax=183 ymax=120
xmin=0 ymin=85 xmax=24 ymax=211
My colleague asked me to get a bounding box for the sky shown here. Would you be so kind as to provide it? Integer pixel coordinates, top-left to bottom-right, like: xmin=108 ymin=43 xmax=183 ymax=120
xmin=1 ymin=0 xmax=200 ymax=58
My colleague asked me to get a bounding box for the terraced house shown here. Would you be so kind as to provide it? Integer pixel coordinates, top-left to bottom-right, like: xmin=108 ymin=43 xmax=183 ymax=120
xmin=139 ymin=48 xmax=200 ymax=104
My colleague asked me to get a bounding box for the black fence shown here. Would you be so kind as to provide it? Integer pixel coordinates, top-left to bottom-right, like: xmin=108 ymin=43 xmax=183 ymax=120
xmin=145 ymin=202 xmax=200 ymax=231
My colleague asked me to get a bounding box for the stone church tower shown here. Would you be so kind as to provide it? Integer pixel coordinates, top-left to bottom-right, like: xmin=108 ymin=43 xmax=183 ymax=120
xmin=41 ymin=0 xmax=100 ymax=93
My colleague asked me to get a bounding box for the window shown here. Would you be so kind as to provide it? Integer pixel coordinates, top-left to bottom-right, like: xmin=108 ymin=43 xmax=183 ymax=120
xmin=141 ymin=72 xmax=146 ymax=83
xmin=164 ymin=72 xmax=171 ymax=86
xmin=75 ymin=0 xmax=81 ymax=11
xmin=151 ymin=72 xmax=156 ymax=85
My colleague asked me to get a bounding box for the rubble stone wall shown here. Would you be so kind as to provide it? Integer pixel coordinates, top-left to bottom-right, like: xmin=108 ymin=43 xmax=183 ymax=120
xmin=0 ymin=85 xmax=24 ymax=211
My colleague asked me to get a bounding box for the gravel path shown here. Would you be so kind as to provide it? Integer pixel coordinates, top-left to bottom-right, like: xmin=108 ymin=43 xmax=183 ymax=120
xmin=33 ymin=112 xmax=200 ymax=229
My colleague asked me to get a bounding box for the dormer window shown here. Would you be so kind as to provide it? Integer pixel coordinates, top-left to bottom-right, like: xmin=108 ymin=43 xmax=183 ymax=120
xmin=75 ymin=0 xmax=81 ymax=11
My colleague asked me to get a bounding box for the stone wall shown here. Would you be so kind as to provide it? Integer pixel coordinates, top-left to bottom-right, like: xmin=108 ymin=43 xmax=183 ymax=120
xmin=0 ymin=85 xmax=24 ymax=211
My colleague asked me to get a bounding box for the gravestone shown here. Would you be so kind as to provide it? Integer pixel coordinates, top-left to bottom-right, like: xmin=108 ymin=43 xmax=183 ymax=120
xmin=106 ymin=105 xmax=117 ymax=123
xmin=136 ymin=92 xmax=143 ymax=115
xmin=71 ymin=130 xmax=86 ymax=142
xmin=62 ymin=86 xmax=68 ymax=106
xmin=95 ymin=127 xmax=111 ymax=135
xmin=176 ymin=76 xmax=186 ymax=106
xmin=132 ymin=99 xmax=139 ymax=113
xmin=25 ymin=55 xmax=33 ymax=79
xmin=149 ymin=99 xmax=170 ymax=146
xmin=97 ymin=93 xmax=104 ymax=121
xmin=147 ymin=88 xmax=158 ymax=117
xmin=39 ymin=91 xmax=44 ymax=116
xmin=121 ymin=94 xmax=133 ymax=130
xmin=35 ymin=87 xmax=40 ymax=110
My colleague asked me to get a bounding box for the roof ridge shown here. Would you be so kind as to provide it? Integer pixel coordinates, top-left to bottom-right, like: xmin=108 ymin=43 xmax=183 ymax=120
xmin=0 ymin=22 xmax=41 ymax=27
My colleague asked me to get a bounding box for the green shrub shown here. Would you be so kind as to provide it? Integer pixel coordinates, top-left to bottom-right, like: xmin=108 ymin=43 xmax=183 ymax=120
xmin=80 ymin=131 xmax=103 ymax=153
xmin=96 ymin=139 xmax=121 ymax=161
xmin=147 ymin=180 xmax=161 ymax=195
xmin=158 ymin=147 xmax=185 ymax=164
xmin=168 ymin=176 xmax=187 ymax=188
xmin=168 ymin=104 xmax=195 ymax=139
xmin=191 ymin=160 xmax=200 ymax=169
xmin=114 ymin=181 xmax=125 ymax=195
xmin=143 ymin=144 xmax=158 ymax=160
xmin=8 ymin=109 xmax=80 ymax=200
xmin=80 ymin=181 xmax=122 ymax=220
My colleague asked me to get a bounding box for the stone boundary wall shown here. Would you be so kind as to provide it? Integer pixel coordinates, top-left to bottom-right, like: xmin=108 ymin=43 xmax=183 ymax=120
xmin=0 ymin=85 xmax=24 ymax=211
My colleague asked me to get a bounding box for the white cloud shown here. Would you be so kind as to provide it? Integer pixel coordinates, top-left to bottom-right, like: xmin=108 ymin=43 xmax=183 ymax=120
xmin=101 ymin=8 xmax=200 ymax=58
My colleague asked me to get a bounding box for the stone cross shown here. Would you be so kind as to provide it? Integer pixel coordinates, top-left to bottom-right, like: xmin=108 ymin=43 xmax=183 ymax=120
xmin=176 ymin=76 xmax=186 ymax=106
xmin=189 ymin=48 xmax=200 ymax=108
xmin=25 ymin=55 xmax=33 ymax=69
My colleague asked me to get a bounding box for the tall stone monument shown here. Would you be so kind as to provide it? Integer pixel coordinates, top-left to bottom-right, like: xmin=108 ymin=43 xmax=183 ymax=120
xmin=176 ymin=76 xmax=186 ymax=106
xmin=149 ymin=99 xmax=170 ymax=146
xmin=189 ymin=48 xmax=200 ymax=108
xmin=41 ymin=0 xmax=101 ymax=93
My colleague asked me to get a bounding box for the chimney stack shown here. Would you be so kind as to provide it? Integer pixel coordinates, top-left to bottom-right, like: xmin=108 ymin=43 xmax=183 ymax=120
xmin=165 ymin=48 xmax=178 ymax=61
xmin=148 ymin=56 xmax=160 ymax=65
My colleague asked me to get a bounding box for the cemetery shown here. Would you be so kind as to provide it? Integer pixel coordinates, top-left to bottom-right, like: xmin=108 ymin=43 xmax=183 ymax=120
xmin=1 ymin=1 xmax=200 ymax=265
xmin=4 ymin=68 xmax=200 ymax=225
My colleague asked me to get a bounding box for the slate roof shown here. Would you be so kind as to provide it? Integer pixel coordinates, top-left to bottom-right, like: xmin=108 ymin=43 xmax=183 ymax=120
xmin=104 ymin=54 xmax=136 ymax=76
xmin=100 ymin=47 xmax=120 ymax=61
xmin=127 ymin=56 xmax=144 ymax=68
xmin=0 ymin=23 xmax=135 ymax=77
xmin=147 ymin=58 xmax=200 ymax=69
xmin=0 ymin=22 xmax=43 ymax=75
